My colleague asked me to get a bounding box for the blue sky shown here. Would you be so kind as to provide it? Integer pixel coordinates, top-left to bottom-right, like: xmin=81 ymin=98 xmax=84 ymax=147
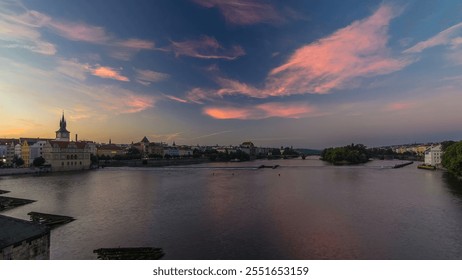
xmin=1 ymin=0 xmax=462 ymax=148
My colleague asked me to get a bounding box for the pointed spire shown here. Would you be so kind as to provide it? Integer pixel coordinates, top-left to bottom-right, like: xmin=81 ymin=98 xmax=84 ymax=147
xmin=60 ymin=111 xmax=67 ymax=130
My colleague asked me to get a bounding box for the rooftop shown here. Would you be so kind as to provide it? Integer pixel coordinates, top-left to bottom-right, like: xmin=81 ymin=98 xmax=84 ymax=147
xmin=0 ymin=215 xmax=49 ymax=249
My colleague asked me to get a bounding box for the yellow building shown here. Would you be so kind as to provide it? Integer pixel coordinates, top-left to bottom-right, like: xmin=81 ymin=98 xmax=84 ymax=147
xmin=20 ymin=140 xmax=30 ymax=167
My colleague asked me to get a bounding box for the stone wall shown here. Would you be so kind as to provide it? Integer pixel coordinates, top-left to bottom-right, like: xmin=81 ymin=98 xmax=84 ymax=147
xmin=0 ymin=233 xmax=50 ymax=260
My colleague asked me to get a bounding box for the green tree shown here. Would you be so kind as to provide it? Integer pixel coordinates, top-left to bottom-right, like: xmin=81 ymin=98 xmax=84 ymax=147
xmin=32 ymin=156 xmax=46 ymax=167
xmin=442 ymin=141 xmax=462 ymax=176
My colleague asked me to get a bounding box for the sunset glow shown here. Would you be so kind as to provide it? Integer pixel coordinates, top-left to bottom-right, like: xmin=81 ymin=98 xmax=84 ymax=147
xmin=1 ymin=0 xmax=462 ymax=148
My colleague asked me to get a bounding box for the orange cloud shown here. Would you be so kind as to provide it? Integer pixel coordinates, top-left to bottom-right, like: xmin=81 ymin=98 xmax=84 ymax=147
xmin=91 ymin=66 xmax=129 ymax=82
xmin=204 ymin=107 xmax=253 ymax=119
xmin=203 ymin=102 xmax=315 ymax=120
xmin=170 ymin=36 xmax=245 ymax=60
xmin=92 ymin=86 xmax=155 ymax=113
xmin=192 ymin=0 xmax=283 ymax=25
xmin=125 ymin=96 xmax=155 ymax=113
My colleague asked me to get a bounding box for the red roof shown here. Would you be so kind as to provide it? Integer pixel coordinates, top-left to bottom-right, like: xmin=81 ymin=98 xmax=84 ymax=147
xmin=49 ymin=141 xmax=88 ymax=149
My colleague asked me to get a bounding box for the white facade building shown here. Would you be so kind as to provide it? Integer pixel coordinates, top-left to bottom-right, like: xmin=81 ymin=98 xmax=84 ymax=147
xmin=30 ymin=141 xmax=47 ymax=164
xmin=424 ymin=145 xmax=443 ymax=166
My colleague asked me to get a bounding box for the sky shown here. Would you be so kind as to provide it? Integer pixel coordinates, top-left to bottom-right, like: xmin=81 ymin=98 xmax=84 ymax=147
xmin=1 ymin=0 xmax=462 ymax=149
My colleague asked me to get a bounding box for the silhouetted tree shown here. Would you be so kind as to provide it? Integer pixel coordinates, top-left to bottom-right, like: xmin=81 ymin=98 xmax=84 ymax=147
xmin=32 ymin=156 xmax=46 ymax=167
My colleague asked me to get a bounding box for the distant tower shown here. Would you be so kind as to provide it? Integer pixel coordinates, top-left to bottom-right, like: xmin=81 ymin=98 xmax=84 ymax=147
xmin=55 ymin=112 xmax=70 ymax=141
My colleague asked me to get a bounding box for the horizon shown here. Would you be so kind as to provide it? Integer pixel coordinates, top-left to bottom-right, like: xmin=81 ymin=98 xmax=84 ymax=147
xmin=2 ymin=0 xmax=462 ymax=149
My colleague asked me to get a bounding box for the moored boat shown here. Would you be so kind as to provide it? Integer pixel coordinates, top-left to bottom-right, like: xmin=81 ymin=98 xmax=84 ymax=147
xmin=417 ymin=164 xmax=436 ymax=170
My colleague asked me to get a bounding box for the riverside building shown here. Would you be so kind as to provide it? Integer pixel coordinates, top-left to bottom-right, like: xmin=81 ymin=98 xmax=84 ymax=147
xmin=42 ymin=113 xmax=92 ymax=171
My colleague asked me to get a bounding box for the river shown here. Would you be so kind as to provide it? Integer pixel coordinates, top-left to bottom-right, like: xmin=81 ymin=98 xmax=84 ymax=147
xmin=1 ymin=157 xmax=462 ymax=259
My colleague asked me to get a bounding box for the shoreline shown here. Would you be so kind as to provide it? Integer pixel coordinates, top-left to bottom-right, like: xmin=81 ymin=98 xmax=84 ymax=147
xmin=0 ymin=158 xmax=213 ymax=177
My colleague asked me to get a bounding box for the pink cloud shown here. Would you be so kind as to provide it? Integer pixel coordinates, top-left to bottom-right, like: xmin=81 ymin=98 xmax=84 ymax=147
xmin=170 ymin=36 xmax=245 ymax=60
xmin=266 ymin=4 xmax=409 ymax=95
xmin=186 ymin=4 xmax=411 ymax=103
xmin=135 ymin=68 xmax=169 ymax=86
xmin=0 ymin=9 xmax=56 ymax=55
xmin=404 ymin=22 xmax=462 ymax=53
xmin=93 ymin=86 xmax=155 ymax=113
xmin=117 ymin=38 xmax=155 ymax=50
xmin=384 ymin=102 xmax=414 ymax=112
xmin=203 ymin=102 xmax=315 ymax=120
xmin=256 ymin=103 xmax=314 ymax=118
xmin=48 ymin=21 xmax=110 ymax=44
xmin=111 ymin=39 xmax=156 ymax=60
xmin=125 ymin=96 xmax=155 ymax=113
xmin=56 ymin=59 xmax=91 ymax=80
xmin=3 ymin=7 xmax=155 ymax=59
xmin=192 ymin=0 xmax=283 ymax=25
xmin=91 ymin=66 xmax=129 ymax=82
xmin=164 ymin=94 xmax=190 ymax=103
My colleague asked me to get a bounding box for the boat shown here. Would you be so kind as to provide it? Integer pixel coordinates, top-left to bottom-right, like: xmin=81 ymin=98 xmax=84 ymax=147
xmin=417 ymin=164 xmax=436 ymax=170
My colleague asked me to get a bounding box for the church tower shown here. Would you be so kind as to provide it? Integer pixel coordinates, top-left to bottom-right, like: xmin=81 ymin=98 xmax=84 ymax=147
xmin=55 ymin=112 xmax=70 ymax=141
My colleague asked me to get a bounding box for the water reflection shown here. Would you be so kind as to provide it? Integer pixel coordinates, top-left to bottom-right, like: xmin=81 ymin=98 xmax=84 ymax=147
xmin=1 ymin=160 xmax=462 ymax=259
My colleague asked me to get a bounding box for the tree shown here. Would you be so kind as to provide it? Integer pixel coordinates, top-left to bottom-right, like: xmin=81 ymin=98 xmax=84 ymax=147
xmin=321 ymin=144 xmax=370 ymax=165
xmin=90 ymin=154 xmax=99 ymax=165
xmin=12 ymin=155 xmax=25 ymax=167
xmin=442 ymin=141 xmax=462 ymax=176
xmin=33 ymin=156 xmax=46 ymax=167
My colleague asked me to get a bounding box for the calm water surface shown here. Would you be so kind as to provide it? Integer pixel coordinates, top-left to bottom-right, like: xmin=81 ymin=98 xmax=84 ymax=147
xmin=1 ymin=158 xmax=462 ymax=259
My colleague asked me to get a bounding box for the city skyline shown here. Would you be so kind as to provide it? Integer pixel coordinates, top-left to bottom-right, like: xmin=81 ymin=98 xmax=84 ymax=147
xmin=1 ymin=0 xmax=462 ymax=149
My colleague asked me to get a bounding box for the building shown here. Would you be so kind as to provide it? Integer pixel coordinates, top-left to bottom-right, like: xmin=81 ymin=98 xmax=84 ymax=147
xmin=148 ymin=142 xmax=166 ymax=157
xmin=20 ymin=140 xmax=30 ymax=167
xmin=424 ymin=145 xmax=443 ymax=167
xmin=97 ymin=144 xmax=126 ymax=158
xmin=0 ymin=144 xmax=7 ymax=164
xmin=43 ymin=141 xmax=92 ymax=171
xmin=240 ymin=141 xmax=256 ymax=156
xmin=42 ymin=113 xmax=92 ymax=171
xmin=30 ymin=140 xmax=48 ymax=163
xmin=6 ymin=141 xmax=18 ymax=166
xmin=0 ymin=215 xmax=50 ymax=260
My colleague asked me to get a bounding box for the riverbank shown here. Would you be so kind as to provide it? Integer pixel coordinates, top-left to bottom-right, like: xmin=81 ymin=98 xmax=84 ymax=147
xmin=100 ymin=158 xmax=211 ymax=168
xmin=0 ymin=168 xmax=43 ymax=177
xmin=0 ymin=158 xmax=212 ymax=177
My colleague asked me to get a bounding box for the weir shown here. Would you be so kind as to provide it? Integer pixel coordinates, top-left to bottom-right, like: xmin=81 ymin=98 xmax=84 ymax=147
xmin=0 ymin=196 xmax=36 ymax=211
xmin=93 ymin=247 xmax=164 ymax=260
xmin=28 ymin=212 xmax=75 ymax=228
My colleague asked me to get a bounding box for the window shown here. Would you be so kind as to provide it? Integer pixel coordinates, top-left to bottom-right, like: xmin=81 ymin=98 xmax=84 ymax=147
xmin=62 ymin=162 xmax=64 ymax=166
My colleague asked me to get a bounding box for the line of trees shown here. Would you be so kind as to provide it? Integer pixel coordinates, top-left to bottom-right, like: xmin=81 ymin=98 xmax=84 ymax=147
xmin=442 ymin=141 xmax=462 ymax=177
